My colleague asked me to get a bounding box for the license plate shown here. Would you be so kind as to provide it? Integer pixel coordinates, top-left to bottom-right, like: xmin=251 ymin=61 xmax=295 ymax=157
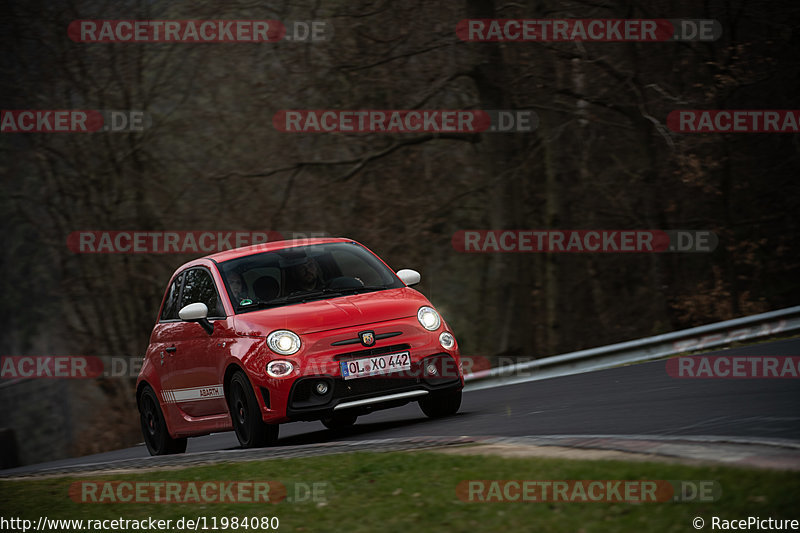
xmin=340 ymin=351 xmax=411 ymax=380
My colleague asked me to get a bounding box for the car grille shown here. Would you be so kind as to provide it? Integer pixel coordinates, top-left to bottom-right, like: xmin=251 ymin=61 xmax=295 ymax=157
xmin=335 ymin=376 xmax=419 ymax=397
xmin=333 ymin=343 xmax=411 ymax=361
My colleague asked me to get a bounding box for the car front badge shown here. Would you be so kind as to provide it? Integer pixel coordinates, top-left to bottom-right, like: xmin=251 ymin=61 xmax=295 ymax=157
xmin=360 ymin=331 xmax=375 ymax=347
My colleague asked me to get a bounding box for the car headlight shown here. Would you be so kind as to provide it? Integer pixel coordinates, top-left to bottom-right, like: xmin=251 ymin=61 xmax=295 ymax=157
xmin=267 ymin=360 xmax=294 ymax=378
xmin=439 ymin=331 xmax=456 ymax=350
xmin=267 ymin=330 xmax=301 ymax=355
xmin=417 ymin=306 xmax=441 ymax=331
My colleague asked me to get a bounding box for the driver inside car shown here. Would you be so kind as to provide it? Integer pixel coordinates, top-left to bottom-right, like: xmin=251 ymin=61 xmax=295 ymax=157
xmin=284 ymin=256 xmax=324 ymax=294
xmin=228 ymin=271 xmax=248 ymax=303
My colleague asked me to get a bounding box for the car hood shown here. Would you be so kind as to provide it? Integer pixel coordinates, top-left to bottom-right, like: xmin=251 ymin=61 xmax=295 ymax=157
xmin=232 ymin=287 xmax=429 ymax=336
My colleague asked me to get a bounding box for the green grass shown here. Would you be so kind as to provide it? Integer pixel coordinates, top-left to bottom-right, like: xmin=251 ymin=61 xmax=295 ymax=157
xmin=1 ymin=450 xmax=798 ymax=533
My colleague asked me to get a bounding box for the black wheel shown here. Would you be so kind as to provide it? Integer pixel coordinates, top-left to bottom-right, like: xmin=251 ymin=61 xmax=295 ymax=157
xmin=138 ymin=386 xmax=187 ymax=456
xmin=419 ymin=389 xmax=462 ymax=418
xmin=228 ymin=371 xmax=278 ymax=448
xmin=321 ymin=412 xmax=358 ymax=430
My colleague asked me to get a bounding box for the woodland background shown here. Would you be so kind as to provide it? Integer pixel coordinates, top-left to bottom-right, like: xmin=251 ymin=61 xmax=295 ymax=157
xmin=1 ymin=0 xmax=799 ymax=460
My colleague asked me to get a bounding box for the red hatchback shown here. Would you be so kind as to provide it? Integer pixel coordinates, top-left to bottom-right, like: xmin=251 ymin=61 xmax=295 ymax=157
xmin=136 ymin=238 xmax=463 ymax=455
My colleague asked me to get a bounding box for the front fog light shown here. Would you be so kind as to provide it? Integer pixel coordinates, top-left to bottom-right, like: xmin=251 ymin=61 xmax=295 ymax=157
xmin=417 ymin=306 xmax=441 ymax=331
xmin=315 ymin=381 xmax=329 ymax=395
xmin=267 ymin=330 xmax=301 ymax=355
xmin=426 ymin=363 xmax=438 ymax=376
xmin=439 ymin=332 xmax=455 ymax=350
xmin=267 ymin=360 xmax=294 ymax=378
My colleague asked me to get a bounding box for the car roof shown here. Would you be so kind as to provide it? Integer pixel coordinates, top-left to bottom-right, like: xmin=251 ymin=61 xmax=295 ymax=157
xmin=205 ymin=237 xmax=356 ymax=264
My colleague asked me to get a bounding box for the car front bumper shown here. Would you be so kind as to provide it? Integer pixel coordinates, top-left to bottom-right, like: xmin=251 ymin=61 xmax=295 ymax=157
xmin=285 ymin=352 xmax=463 ymax=420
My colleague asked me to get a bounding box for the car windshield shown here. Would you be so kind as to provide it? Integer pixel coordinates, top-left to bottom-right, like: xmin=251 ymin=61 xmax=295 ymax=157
xmin=218 ymin=242 xmax=405 ymax=313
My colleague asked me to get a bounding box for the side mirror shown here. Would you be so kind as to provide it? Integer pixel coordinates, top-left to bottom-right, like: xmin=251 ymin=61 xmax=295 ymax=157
xmin=178 ymin=302 xmax=214 ymax=335
xmin=396 ymin=269 xmax=421 ymax=286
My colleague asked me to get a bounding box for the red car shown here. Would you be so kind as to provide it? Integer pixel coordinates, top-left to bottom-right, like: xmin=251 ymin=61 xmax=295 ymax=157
xmin=136 ymin=238 xmax=463 ymax=455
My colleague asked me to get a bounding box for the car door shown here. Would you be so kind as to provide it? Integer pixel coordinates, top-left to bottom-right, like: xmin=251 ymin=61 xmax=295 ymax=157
xmin=161 ymin=266 xmax=230 ymax=418
xmin=149 ymin=271 xmax=185 ymax=394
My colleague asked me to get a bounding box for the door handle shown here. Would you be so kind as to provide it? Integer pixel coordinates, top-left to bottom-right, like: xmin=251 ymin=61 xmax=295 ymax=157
xmin=165 ymin=346 xmax=177 ymax=353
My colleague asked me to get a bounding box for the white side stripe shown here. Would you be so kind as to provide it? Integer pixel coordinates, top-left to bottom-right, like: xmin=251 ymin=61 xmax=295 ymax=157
xmin=161 ymin=384 xmax=224 ymax=404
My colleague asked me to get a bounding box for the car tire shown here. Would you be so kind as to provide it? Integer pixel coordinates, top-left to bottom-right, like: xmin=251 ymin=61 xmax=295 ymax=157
xmin=138 ymin=386 xmax=188 ymax=456
xmin=228 ymin=371 xmax=278 ymax=448
xmin=321 ymin=412 xmax=358 ymax=430
xmin=419 ymin=389 xmax=462 ymax=418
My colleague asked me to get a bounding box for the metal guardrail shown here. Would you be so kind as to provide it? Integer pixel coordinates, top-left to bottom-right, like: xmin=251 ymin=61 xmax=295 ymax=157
xmin=464 ymin=305 xmax=800 ymax=391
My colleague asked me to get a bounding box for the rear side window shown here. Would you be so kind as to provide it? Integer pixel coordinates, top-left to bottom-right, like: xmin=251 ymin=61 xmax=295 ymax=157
xmin=181 ymin=268 xmax=224 ymax=318
xmin=160 ymin=273 xmax=184 ymax=321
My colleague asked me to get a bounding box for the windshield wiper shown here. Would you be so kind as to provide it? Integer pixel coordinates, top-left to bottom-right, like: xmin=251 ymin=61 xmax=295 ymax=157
xmin=248 ymin=289 xmax=343 ymax=308
xmin=331 ymin=285 xmax=387 ymax=295
xmin=242 ymin=286 xmax=391 ymax=310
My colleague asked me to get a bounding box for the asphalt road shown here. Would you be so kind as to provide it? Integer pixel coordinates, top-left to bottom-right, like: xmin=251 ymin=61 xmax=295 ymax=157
xmin=4 ymin=338 xmax=799 ymax=475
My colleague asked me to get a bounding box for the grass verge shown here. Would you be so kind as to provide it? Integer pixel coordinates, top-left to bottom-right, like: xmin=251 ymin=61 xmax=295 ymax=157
xmin=0 ymin=449 xmax=797 ymax=532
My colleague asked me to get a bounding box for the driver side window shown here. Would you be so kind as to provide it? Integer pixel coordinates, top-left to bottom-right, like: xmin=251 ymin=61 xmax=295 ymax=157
xmin=160 ymin=273 xmax=183 ymax=321
xmin=181 ymin=268 xmax=224 ymax=318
